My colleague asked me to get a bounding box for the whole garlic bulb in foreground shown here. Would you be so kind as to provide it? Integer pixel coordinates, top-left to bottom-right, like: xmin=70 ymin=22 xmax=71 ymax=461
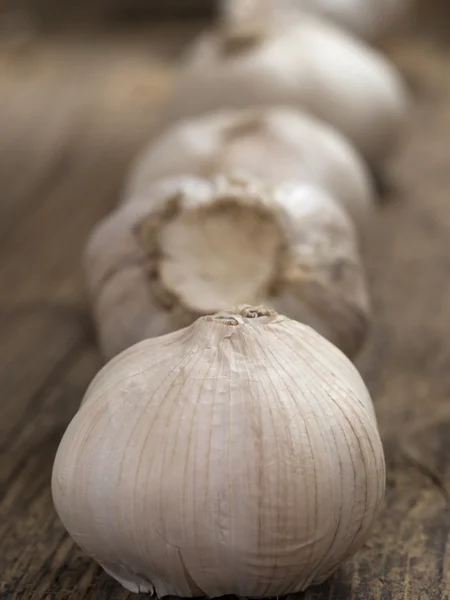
xmin=126 ymin=107 xmax=374 ymax=230
xmin=86 ymin=175 xmax=370 ymax=360
xmin=164 ymin=8 xmax=409 ymax=170
xmin=52 ymin=306 xmax=386 ymax=597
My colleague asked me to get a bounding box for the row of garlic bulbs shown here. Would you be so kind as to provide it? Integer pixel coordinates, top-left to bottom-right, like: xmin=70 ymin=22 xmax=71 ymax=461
xmin=85 ymin=0 xmax=410 ymax=361
xmin=52 ymin=1 xmax=410 ymax=596
xmin=165 ymin=0 xmax=409 ymax=170
xmin=87 ymin=108 xmax=373 ymax=360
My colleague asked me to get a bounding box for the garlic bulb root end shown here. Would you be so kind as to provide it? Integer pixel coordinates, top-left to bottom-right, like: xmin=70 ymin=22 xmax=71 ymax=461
xmin=137 ymin=182 xmax=285 ymax=316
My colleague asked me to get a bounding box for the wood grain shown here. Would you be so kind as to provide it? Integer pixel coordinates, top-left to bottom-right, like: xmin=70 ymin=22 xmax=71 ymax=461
xmin=1 ymin=13 xmax=450 ymax=600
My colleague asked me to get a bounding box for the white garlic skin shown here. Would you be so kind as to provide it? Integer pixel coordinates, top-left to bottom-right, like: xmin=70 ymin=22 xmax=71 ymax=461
xmin=52 ymin=308 xmax=386 ymax=597
xmin=126 ymin=107 xmax=374 ymax=230
xmin=164 ymin=14 xmax=409 ymax=170
xmin=86 ymin=175 xmax=370 ymax=360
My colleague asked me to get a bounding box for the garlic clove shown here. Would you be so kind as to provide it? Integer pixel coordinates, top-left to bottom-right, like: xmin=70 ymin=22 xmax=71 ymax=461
xmin=52 ymin=305 xmax=385 ymax=598
xmin=125 ymin=107 xmax=375 ymax=231
xmin=164 ymin=12 xmax=410 ymax=171
xmin=86 ymin=175 xmax=370 ymax=360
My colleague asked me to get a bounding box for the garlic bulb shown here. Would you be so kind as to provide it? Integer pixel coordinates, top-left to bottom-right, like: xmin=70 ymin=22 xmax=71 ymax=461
xmin=222 ymin=0 xmax=411 ymax=42
xmin=164 ymin=6 xmax=409 ymax=170
xmin=86 ymin=175 xmax=370 ymax=360
xmin=292 ymin=0 xmax=410 ymax=41
xmin=126 ymin=107 xmax=375 ymax=230
xmin=52 ymin=305 xmax=386 ymax=597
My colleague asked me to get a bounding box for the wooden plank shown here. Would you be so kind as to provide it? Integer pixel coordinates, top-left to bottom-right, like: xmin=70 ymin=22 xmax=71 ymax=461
xmin=1 ymin=15 xmax=450 ymax=600
xmin=0 ymin=32 xmax=181 ymax=242
xmin=0 ymin=303 xmax=91 ymax=453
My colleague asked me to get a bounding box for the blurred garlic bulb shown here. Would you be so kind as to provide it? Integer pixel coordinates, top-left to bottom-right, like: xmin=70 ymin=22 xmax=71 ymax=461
xmin=165 ymin=2 xmax=409 ymax=171
xmin=222 ymin=0 xmax=411 ymax=43
xmin=86 ymin=175 xmax=370 ymax=360
xmin=294 ymin=0 xmax=410 ymax=41
xmin=126 ymin=107 xmax=374 ymax=230
xmin=52 ymin=305 xmax=386 ymax=597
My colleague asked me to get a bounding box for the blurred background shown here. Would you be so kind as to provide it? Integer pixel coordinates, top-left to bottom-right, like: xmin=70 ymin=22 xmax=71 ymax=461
xmin=2 ymin=1 xmax=450 ymax=599
xmin=0 ymin=0 xmax=448 ymax=377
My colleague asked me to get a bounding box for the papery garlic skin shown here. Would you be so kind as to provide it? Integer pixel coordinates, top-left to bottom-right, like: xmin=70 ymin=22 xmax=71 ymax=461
xmin=86 ymin=175 xmax=370 ymax=360
xmin=125 ymin=107 xmax=374 ymax=230
xmin=52 ymin=306 xmax=386 ymax=597
xmin=164 ymin=13 xmax=409 ymax=171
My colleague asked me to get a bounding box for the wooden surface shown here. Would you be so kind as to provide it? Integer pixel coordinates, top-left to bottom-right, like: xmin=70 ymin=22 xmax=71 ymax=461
xmin=1 ymin=14 xmax=450 ymax=600
xmin=0 ymin=0 xmax=215 ymax=29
